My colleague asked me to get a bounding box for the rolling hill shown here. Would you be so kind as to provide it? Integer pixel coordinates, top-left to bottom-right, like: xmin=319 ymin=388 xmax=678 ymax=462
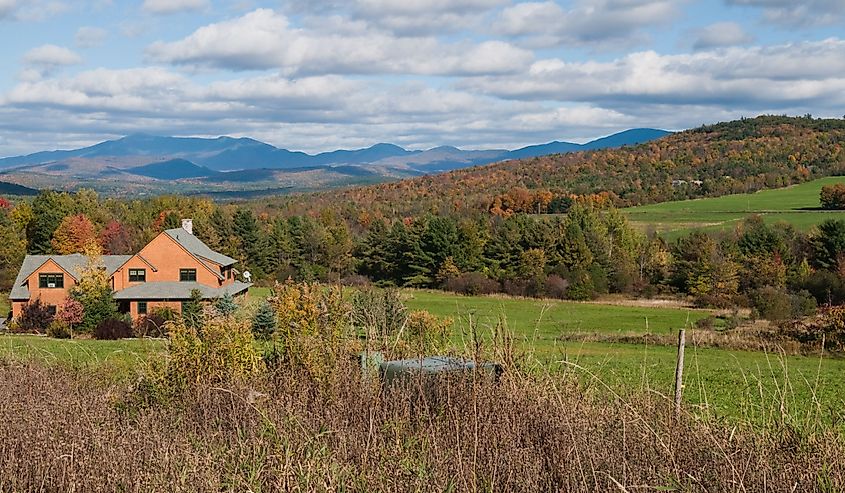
xmin=0 ymin=181 xmax=38 ymax=196
xmin=268 ymin=116 xmax=845 ymax=220
xmin=126 ymin=159 xmax=217 ymax=180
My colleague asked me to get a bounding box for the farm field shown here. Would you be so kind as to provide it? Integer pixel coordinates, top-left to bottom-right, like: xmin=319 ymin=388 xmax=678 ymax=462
xmin=4 ymin=287 xmax=844 ymax=425
xmin=623 ymin=176 xmax=845 ymax=238
xmin=403 ymin=289 xmax=707 ymax=339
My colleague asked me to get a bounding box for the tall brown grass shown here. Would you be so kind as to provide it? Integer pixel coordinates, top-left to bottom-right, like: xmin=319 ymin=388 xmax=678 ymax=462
xmin=1 ymin=357 xmax=842 ymax=492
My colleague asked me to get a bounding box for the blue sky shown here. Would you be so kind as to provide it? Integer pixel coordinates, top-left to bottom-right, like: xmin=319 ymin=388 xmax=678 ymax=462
xmin=1 ymin=0 xmax=844 ymax=155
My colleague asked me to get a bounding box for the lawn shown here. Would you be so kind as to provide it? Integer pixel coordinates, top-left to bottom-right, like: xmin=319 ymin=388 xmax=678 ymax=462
xmin=624 ymin=176 xmax=845 ymax=238
xmin=0 ymin=334 xmax=164 ymax=380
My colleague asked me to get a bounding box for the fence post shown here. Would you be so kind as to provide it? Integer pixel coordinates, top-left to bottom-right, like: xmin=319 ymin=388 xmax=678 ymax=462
xmin=674 ymin=328 xmax=686 ymax=417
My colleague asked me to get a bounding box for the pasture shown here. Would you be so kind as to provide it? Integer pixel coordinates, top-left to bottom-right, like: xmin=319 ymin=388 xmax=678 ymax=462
xmin=623 ymin=176 xmax=845 ymax=238
xmin=3 ymin=287 xmax=844 ymax=425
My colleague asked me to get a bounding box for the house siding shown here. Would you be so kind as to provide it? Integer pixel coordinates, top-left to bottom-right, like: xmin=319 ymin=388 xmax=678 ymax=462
xmin=11 ymin=259 xmax=78 ymax=319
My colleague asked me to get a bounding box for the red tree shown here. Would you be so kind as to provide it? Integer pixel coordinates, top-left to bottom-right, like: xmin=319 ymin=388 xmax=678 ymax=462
xmin=99 ymin=220 xmax=133 ymax=255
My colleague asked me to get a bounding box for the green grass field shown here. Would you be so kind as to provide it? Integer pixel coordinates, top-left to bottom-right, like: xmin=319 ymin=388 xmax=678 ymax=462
xmin=624 ymin=176 xmax=845 ymax=238
xmin=3 ymin=287 xmax=844 ymax=425
xmin=403 ymin=289 xmax=706 ymax=338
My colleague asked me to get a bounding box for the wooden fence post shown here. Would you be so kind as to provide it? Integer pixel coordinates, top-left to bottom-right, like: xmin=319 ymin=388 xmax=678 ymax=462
xmin=674 ymin=328 xmax=686 ymax=417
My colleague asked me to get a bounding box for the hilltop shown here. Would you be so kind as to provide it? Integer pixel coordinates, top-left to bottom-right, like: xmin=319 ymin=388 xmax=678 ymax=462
xmin=271 ymin=116 xmax=845 ymax=219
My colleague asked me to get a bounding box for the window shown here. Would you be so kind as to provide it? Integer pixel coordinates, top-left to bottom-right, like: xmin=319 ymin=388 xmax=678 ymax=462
xmin=137 ymin=301 xmax=147 ymax=315
xmin=129 ymin=269 xmax=146 ymax=283
xmin=47 ymin=305 xmax=57 ymax=316
xmin=179 ymin=269 xmax=197 ymax=282
xmin=39 ymin=273 xmax=64 ymax=289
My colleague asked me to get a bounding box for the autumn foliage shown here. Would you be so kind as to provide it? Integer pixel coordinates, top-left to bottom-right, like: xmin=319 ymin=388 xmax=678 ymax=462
xmin=51 ymin=214 xmax=100 ymax=255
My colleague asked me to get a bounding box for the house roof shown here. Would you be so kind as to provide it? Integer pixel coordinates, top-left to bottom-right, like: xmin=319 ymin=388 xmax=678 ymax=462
xmin=9 ymin=254 xmax=132 ymax=300
xmin=164 ymin=228 xmax=236 ymax=267
xmin=112 ymin=281 xmax=251 ymax=300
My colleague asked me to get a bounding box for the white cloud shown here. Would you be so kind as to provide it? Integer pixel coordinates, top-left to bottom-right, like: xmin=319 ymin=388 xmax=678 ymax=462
xmin=288 ymin=0 xmax=505 ymax=35
xmin=462 ymin=39 xmax=845 ymax=109
xmin=75 ymin=26 xmax=108 ymax=48
xmin=142 ymin=0 xmax=208 ymax=15
xmin=22 ymin=44 xmax=83 ymax=68
xmin=0 ymin=0 xmax=17 ymax=19
xmin=494 ymin=0 xmax=679 ymax=48
xmin=0 ymin=65 xmax=639 ymax=154
xmin=146 ymin=8 xmax=533 ymax=76
xmin=691 ymin=22 xmax=753 ymax=50
xmin=726 ymin=0 xmax=845 ymax=27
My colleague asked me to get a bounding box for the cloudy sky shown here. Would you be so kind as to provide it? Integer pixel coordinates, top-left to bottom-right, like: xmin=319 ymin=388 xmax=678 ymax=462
xmin=1 ymin=0 xmax=844 ymax=155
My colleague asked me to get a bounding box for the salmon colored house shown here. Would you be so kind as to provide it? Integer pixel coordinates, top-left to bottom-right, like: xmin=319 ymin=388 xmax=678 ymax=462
xmin=8 ymin=219 xmax=250 ymax=321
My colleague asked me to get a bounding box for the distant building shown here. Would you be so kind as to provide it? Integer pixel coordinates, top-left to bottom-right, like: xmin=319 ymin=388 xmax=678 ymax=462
xmin=8 ymin=219 xmax=250 ymax=321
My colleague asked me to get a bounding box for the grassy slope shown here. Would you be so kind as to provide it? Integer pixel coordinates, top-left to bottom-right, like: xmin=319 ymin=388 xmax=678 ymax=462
xmin=624 ymin=176 xmax=845 ymax=238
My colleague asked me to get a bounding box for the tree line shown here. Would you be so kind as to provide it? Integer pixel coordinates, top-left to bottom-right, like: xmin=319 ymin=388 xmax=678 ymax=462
xmin=6 ymin=189 xmax=845 ymax=323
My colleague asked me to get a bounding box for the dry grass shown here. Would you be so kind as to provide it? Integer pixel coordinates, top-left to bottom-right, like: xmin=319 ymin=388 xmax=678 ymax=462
xmin=1 ymin=358 xmax=842 ymax=492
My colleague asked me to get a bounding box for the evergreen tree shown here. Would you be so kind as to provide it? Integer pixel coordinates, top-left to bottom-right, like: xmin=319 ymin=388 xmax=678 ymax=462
xmin=251 ymin=301 xmax=276 ymax=339
xmin=210 ymin=208 xmax=236 ymax=257
xmin=181 ymin=289 xmax=204 ymax=329
xmin=233 ymin=208 xmax=261 ymax=269
xmin=812 ymin=219 xmax=845 ymax=270
xmin=213 ymin=293 xmax=238 ymax=317
xmin=359 ymin=219 xmax=392 ymax=281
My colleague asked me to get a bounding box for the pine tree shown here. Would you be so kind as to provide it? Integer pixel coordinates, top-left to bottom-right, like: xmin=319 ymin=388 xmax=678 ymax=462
xmin=213 ymin=293 xmax=238 ymax=317
xmin=251 ymin=301 xmax=276 ymax=339
xmin=181 ymin=289 xmax=204 ymax=329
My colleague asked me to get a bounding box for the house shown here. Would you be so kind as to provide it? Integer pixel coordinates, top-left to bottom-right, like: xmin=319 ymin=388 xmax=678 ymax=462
xmin=8 ymin=219 xmax=250 ymax=321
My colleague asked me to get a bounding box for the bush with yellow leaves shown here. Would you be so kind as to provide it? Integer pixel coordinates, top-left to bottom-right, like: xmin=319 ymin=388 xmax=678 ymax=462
xmin=267 ymin=280 xmax=352 ymax=382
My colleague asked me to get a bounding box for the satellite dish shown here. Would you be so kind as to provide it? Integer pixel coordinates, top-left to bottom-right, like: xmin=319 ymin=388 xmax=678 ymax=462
xmin=242 ymin=271 xmax=252 ymax=283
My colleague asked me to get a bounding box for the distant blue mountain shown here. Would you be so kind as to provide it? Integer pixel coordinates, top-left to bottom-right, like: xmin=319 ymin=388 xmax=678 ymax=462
xmin=505 ymin=128 xmax=671 ymax=160
xmin=126 ymin=158 xmax=217 ymax=180
xmin=581 ymin=128 xmax=671 ymax=150
xmin=0 ymin=128 xmax=671 ymax=178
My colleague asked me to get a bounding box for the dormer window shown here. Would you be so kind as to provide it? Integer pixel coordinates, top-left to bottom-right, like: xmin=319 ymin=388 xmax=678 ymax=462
xmin=39 ymin=273 xmax=64 ymax=289
xmin=129 ymin=269 xmax=146 ymax=283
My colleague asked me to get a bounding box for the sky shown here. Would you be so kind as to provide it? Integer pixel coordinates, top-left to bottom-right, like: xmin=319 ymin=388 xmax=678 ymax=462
xmin=0 ymin=0 xmax=844 ymax=155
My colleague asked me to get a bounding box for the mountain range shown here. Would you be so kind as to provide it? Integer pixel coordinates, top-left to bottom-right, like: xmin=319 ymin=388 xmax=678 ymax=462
xmin=0 ymin=128 xmax=670 ymax=196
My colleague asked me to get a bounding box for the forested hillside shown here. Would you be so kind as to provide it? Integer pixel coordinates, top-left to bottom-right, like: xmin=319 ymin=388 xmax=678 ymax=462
xmin=270 ymin=116 xmax=845 ymax=220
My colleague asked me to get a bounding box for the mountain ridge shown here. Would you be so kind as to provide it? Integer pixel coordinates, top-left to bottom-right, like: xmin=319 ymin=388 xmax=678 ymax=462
xmin=0 ymin=128 xmax=670 ymax=173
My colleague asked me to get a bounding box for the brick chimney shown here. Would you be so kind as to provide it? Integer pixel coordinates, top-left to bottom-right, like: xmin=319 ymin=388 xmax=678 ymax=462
xmin=182 ymin=218 xmax=193 ymax=235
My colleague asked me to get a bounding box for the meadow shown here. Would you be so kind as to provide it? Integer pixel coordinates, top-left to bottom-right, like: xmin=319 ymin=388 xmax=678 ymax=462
xmin=3 ymin=287 xmax=843 ymax=426
xmin=623 ymin=176 xmax=845 ymax=238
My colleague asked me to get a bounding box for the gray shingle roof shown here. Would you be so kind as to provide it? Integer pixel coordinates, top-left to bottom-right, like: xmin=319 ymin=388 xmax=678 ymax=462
xmin=112 ymin=281 xmax=251 ymax=300
xmin=164 ymin=228 xmax=236 ymax=267
xmin=9 ymin=254 xmax=132 ymax=300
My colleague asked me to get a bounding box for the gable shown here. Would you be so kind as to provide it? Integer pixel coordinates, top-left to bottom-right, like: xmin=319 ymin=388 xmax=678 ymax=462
xmin=138 ymin=232 xmax=224 ymax=281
